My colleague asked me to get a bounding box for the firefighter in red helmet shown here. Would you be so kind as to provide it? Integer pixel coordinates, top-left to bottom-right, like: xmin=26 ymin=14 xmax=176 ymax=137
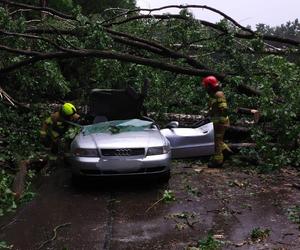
xmin=202 ymin=76 xmax=232 ymax=167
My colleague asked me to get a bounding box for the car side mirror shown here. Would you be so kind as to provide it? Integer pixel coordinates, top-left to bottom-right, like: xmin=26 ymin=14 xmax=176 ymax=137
xmin=166 ymin=121 xmax=179 ymax=129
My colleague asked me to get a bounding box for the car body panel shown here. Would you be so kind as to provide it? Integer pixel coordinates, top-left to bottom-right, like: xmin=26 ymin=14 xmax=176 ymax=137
xmin=69 ymin=153 xmax=170 ymax=177
xmin=74 ymin=129 xmax=166 ymax=149
xmin=160 ymin=122 xmax=215 ymax=158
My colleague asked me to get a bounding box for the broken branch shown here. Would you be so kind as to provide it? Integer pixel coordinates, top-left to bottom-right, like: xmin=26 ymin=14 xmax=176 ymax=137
xmin=38 ymin=223 xmax=71 ymax=249
xmin=0 ymin=0 xmax=75 ymax=20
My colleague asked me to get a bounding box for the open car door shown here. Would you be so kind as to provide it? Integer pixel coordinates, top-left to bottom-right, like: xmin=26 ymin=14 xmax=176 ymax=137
xmin=160 ymin=121 xmax=215 ymax=159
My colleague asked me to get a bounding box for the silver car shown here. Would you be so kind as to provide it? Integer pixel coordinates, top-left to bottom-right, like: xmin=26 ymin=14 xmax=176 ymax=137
xmin=69 ymin=88 xmax=215 ymax=181
xmin=70 ymin=119 xmax=171 ymax=179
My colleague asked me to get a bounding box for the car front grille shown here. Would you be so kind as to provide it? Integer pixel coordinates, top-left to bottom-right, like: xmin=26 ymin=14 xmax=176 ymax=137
xmin=101 ymin=148 xmax=145 ymax=156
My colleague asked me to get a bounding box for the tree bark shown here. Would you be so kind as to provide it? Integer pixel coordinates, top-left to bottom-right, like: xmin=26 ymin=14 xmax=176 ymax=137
xmin=236 ymin=84 xmax=261 ymax=96
xmin=12 ymin=160 xmax=29 ymax=200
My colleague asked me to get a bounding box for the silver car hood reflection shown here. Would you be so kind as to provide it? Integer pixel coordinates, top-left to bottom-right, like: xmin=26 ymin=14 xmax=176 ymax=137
xmin=72 ymin=129 xmax=167 ymax=149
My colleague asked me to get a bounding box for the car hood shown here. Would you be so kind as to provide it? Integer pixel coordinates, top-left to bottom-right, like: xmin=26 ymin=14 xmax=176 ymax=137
xmin=89 ymin=88 xmax=144 ymax=120
xmin=73 ymin=130 xmax=166 ymax=149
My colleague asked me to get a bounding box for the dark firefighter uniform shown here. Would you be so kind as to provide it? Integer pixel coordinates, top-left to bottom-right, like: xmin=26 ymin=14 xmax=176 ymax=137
xmin=208 ymin=91 xmax=230 ymax=166
xmin=202 ymin=75 xmax=231 ymax=168
xmin=40 ymin=103 xmax=80 ymax=153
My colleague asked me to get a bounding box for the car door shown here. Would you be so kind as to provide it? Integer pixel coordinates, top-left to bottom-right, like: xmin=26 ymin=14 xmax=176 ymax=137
xmin=160 ymin=122 xmax=215 ymax=158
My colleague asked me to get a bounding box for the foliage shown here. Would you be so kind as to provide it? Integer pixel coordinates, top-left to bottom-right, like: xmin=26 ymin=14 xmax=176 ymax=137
xmin=242 ymin=56 xmax=300 ymax=170
xmin=73 ymin=0 xmax=136 ymax=14
xmin=0 ymin=170 xmax=16 ymax=216
xmin=287 ymin=205 xmax=300 ymax=225
xmin=0 ymin=168 xmax=34 ymax=217
xmin=0 ymin=104 xmax=46 ymax=163
xmin=250 ymin=227 xmax=270 ymax=242
xmin=0 ymin=103 xmax=43 ymax=216
xmin=162 ymin=190 xmax=176 ymax=203
xmin=256 ymin=19 xmax=300 ymax=40
xmin=64 ymin=126 xmax=81 ymax=140
xmin=0 ymin=241 xmax=13 ymax=249
xmin=196 ymin=233 xmax=223 ymax=250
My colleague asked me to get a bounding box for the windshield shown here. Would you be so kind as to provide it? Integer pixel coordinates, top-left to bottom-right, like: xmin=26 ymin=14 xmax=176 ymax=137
xmin=82 ymin=119 xmax=153 ymax=136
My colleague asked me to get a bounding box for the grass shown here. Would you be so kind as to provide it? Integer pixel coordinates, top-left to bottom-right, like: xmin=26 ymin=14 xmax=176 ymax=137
xmin=287 ymin=205 xmax=300 ymax=224
xmin=250 ymin=227 xmax=270 ymax=242
xmin=196 ymin=233 xmax=223 ymax=250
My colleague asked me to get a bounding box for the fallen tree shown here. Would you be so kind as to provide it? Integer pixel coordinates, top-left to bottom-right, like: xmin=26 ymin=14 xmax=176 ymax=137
xmin=0 ymin=0 xmax=298 ymax=174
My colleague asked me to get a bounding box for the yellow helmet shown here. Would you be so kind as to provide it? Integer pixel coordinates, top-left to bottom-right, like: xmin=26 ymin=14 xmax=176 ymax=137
xmin=61 ymin=103 xmax=76 ymax=116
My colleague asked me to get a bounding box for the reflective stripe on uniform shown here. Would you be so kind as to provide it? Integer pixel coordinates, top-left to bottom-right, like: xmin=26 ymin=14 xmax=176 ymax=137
xmin=45 ymin=117 xmax=53 ymax=125
xmin=40 ymin=130 xmax=47 ymax=136
xmin=221 ymin=142 xmax=230 ymax=151
xmin=217 ymin=97 xmax=227 ymax=108
xmin=211 ymin=154 xmax=224 ymax=164
xmin=211 ymin=116 xmax=229 ymax=124
xmin=51 ymin=130 xmax=60 ymax=139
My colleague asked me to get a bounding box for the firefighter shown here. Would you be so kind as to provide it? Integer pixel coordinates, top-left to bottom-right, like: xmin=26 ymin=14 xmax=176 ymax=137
xmin=40 ymin=102 xmax=80 ymax=154
xmin=202 ymin=76 xmax=232 ymax=168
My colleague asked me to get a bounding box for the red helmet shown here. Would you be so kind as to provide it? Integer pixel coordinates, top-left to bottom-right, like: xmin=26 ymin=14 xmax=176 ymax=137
xmin=202 ymin=76 xmax=219 ymax=88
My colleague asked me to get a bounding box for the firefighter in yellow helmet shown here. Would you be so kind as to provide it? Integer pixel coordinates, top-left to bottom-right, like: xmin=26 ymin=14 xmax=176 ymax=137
xmin=40 ymin=103 xmax=80 ymax=153
xmin=202 ymin=76 xmax=232 ymax=168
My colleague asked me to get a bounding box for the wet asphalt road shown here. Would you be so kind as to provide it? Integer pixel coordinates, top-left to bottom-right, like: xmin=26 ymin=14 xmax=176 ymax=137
xmin=1 ymin=163 xmax=300 ymax=250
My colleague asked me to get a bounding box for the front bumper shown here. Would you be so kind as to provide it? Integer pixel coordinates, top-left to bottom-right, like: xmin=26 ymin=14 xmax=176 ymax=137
xmin=69 ymin=153 xmax=171 ymax=177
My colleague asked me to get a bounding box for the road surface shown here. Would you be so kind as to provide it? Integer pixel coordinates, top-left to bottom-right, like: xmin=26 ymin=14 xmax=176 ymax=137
xmin=1 ymin=162 xmax=300 ymax=249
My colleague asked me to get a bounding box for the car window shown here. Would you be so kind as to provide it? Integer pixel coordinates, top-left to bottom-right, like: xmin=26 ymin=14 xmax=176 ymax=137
xmin=82 ymin=119 xmax=153 ymax=136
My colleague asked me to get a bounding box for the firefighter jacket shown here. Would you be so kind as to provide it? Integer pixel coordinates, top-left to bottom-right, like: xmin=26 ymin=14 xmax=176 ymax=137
xmin=40 ymin=111 xmax=80 ymax=140
xmin=208 ymin=91 xmax=229 ymax=125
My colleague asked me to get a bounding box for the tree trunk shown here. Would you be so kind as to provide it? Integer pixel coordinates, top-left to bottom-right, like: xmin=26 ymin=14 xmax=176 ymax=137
xmin=12 ymin=160 xmax=29 ymax=200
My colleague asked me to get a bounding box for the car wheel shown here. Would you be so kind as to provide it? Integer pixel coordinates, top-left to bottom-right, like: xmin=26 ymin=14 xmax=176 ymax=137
xmin=157 ymin=170 xmax=171 ymax=183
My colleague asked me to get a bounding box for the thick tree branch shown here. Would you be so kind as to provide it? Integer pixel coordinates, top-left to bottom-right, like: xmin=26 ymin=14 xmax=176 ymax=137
xmin=105 ymin=14 xmax=188 ymax=26
xmin=106 ymin=13 xmax=300 ymax=47
xmin=25 ymin=28 xmax=82 ymax=36
xmin=103 ymin=5 xmax=254 ymax=35
xmin=105 ymin=28 xmax=171 ymax=53
xmin=24 ymin=26 xmax=209 ymax=70
xmin=0 ymin=49 xmax=224 ymax=78
xmin=0 ymin=44 xmax=42 ymax=56
xmin=236 ymin=84 xmax=261 ymax=96
xmin=24 ymin=23 xmax=300 ymax=48
xmin=107 ymin=29 xmax=208 ymax=70
xmin=0 ymin=30 xmax=65 ymax=50
xmin=0 ymin=0 xmax=75 ymax=20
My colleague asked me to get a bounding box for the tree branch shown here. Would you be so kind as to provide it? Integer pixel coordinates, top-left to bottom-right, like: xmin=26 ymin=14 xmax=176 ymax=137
xmin=25 ymin=28 xmax=82 ymax=36
xmin=105 ymin=13 xmax=300 ymax=47
xmin=102 ymin=5 xmax=254 ymax=35
xmin=107 ymin=29 xmax=208 ymax=70
xmin=0 ymin=44 xmax=42 ymax=56
xmin=24 ymin=27 xmax=209 ymax=70
xmin=0 ymin=30 xmax=65 ymax=51
xmin=0 ymin=0 xmax=75 ymax=20
xmin=105 ymin=14 xmax=188 ymax=26
xmin=0 ymin=49 xmax=224 ymax=78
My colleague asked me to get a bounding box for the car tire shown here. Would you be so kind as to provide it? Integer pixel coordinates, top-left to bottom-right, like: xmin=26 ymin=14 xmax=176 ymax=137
xmin=157 ymin=170 xmax=171 ymax=183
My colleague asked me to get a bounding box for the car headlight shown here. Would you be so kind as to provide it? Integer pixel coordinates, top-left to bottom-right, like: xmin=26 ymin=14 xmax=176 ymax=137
xmin=73 ymin=148 xmax=99 ymax=157
xmin=147 ymin=146 xmax=170 ymax=156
